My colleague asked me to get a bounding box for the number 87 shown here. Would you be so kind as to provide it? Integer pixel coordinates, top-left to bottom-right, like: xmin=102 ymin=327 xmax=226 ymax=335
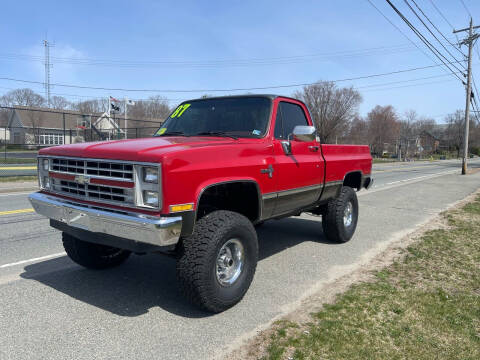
xmin=170 ymin=103 xmax=191 ymax=118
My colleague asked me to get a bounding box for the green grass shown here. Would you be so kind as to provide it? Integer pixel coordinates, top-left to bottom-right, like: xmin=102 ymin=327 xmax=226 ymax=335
xmin=261 ymin=195 xmax=480 ymax=360
xmin=0 ymin=176 xmax=37 ymax=182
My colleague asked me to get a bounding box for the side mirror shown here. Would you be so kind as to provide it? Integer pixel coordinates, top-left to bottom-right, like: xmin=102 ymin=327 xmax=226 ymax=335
xmin=292 ymin=126 xmax=316 ymax=142
xmin=281 ymin=140 xmax=291 ymax=155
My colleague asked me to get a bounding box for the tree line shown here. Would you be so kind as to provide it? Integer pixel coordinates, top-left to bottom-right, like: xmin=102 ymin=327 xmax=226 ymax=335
xmin=1 ymin=85 xmax=479 ymax=157
xmin=295 ymin=81 xmax=480 ymax=157
xmin=0 ymin=88 xmax=170 ymax=122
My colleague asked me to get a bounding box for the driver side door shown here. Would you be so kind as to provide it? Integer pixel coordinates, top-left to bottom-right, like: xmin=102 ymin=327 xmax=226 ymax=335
xmin=271 ymin=100 xmax=324 ymax=216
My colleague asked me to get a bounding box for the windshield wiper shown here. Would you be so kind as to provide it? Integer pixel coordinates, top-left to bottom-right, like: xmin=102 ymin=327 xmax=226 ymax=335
xmin=195 ymin=131 xmax=238 ymax=140
xmin=158 ymin=131 xmax=188 ymax=137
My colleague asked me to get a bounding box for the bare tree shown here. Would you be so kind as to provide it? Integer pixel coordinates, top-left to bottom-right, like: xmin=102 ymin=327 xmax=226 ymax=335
xmin=72 ymin=99 xmax=109 ymax=114
xmin=366 ymin=105 xmax=400 ymax=156
xmin=50 ymin=96 xmax=71 ymax=110
xmin=127 ymin=96 xmax=170 ymax=129
xmin=344 ymin=116 xmax=368 ymax=144
xmin=0 ymin=88 xmax=45 ymax=107
xmin=294 ymin=81 xmax=362 ymax=144
xmin=445 ymin=110 xmax=465 ymax=157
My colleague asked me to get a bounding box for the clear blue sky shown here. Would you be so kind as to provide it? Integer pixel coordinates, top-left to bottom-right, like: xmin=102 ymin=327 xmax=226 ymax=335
xmin=1 ymin=0 xmax=479 ymax=122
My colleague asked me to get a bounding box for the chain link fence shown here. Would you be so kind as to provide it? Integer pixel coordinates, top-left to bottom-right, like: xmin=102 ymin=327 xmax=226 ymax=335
xmin=0 ymin=107 xmax=164 ymax=177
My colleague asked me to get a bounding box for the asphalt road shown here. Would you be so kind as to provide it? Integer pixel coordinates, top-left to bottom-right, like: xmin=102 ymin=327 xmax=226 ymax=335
xmin=0 ymin=159 xmax=479 ymax=360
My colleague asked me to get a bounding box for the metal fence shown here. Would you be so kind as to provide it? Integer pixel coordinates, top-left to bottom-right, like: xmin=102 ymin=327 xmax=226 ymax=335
xmin=0 ymin=107 xmax=164 ymax=177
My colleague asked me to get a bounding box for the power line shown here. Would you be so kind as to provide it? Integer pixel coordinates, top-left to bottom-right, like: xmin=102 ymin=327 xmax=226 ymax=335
xmin=360 ymin=78 xmax=456 ymax=92
xmin=428 ymin=0 xmax=456 ymax=30
xmin=384 ymin=0 xmax=465 ymax=83
xmin=1 ymin=70 xmax=468 ymax=105
xmin=364 ymin=0 xmax=446 ymax=69
xmin=0 ymin=43 xmax=455 ymax=69
xmin=0 ymin=60 xmax=467 ymax=93
xmin=403 ymin=0 xmax=466 ymax=72
xmin=409 ymin=0 xmax=466 ymax=58
xmin=427 ymin=0 xmax=460 ymax=42
xmin=458 ymin=0 xmax=472 ymax=17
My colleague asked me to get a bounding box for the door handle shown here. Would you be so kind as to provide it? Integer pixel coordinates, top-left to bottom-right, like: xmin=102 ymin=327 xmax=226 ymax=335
xmin=260 ymin=164 xmax=274 ymax=178
xmin=308 ymin=145 xmax=319 ymax=152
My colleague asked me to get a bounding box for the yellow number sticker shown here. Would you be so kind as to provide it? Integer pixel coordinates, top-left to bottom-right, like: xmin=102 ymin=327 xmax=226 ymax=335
xmin=156 ymin=128 xmax=167 ymax=135
xmin=170 ymin=103 xmax=191 ymax=118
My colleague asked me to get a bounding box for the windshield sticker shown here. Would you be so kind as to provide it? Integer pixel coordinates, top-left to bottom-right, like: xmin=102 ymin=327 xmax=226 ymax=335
xmin=156 ymin=128 xmax=167 ymax=135
xmin=170 ymin=103 xmax=191 ymax=118
xmin=252 ymin=129 xmax=261 ymax=136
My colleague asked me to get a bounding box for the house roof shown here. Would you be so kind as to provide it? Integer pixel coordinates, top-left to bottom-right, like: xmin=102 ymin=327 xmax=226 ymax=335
xmin=9 ymin=106 xmax=99 ymax=130
xmin=7 ymin=106 xmax=163 ymax=131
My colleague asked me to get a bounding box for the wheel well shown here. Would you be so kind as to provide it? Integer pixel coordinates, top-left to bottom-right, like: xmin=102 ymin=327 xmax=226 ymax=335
xmin=196 ymin=182 xmax=260 ymax=222
xmin=343 ymin=172 xmax=362 ymax=191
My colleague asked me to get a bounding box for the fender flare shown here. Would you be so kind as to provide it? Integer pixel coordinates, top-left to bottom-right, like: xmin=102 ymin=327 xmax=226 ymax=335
xmin=194 ymin=177 xmax=263 ymax=221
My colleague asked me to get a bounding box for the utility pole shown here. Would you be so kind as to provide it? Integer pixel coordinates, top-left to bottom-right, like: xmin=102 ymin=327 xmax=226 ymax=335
xmin=454 ymin=19 xmax=480 ymax=174
xmin=43 ymin=39 xmax=53 ymax=107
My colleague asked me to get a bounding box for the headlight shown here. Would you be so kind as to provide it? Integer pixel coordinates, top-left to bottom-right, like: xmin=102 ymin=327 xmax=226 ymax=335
xmin=42 ymin=159 xmax=49 ymax=171
xmin=143 ymin=190 xmax=159 ymax=207
xmin=143 ymin=167 xmax=158 ymax=183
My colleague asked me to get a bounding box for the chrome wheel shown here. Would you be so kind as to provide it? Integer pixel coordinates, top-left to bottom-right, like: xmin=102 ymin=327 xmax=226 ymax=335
xmin=216 ymin=239 xmax=244 ymax=286
xmin=343 ymin=201 xmax=353 ymax=227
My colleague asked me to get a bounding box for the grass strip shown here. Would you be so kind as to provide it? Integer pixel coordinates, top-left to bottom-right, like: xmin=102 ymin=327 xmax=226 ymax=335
xmin=263 ymin=195 xmax=480 ymax=360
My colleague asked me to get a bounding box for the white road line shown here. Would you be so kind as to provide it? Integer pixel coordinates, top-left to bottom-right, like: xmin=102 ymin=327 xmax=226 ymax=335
xmin=375 ymin=169 xmax=458 ymax=188
xmin=359 ymin=169 xmax=459 ymax=196
xmin=0 ymin=252 xmax=66 ymax=269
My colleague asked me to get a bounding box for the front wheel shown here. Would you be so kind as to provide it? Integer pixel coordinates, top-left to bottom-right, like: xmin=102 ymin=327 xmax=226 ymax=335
xmin=322 ymin=186 xmax=358 ymax=243
xmin=176 ymin=210 xmax=258 ymax=313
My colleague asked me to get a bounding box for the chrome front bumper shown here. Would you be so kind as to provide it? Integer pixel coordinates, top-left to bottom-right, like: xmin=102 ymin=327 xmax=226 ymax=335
xmin=28 ymin=192 xmax=182 ymax=247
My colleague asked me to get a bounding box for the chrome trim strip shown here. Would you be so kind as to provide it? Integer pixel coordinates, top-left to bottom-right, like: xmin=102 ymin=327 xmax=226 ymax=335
xmin=49 ymin=171 xmax=134 ymax=182
xmin=38 ymin=155 xmax=159 ymax=167
xmin=262 ymin=193 xmax=277 ymax=200
xmin=277 ymin=184 xmax=321 ymax=197
xmin=323 ymin=180 xmax=343 ymax=187
xmin=29 ymin=192 xmax=181 ymax=247
xmin=262 ymin=183 xmax=325 ymax=200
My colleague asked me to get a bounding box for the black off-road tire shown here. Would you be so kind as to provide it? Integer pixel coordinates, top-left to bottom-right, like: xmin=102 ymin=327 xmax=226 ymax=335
xmin=176 ymin=210 xmax=258 ymax=313
xmin=322 ymin=186 xmax=358 ymax=243
xmin=62 ymin=232 xmax=131 ymax=269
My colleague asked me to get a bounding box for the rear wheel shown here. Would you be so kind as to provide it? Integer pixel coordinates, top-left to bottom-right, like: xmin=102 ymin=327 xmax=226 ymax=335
xmin=176 ymin=210 xmax=258 ymax=313
xmin=62 ymin=232 xmax=131 ymax=269
xmin=322 ymin=186 xmax=358 ymax=243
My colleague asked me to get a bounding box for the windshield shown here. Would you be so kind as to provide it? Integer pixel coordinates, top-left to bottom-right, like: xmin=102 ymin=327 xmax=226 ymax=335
xmin=154 ymin=97 xmax=272 ymax=138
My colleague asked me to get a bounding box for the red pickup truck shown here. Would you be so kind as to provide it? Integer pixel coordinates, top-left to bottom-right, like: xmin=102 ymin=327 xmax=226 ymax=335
xmin=29 ymin=95 xmax=372 ymax=312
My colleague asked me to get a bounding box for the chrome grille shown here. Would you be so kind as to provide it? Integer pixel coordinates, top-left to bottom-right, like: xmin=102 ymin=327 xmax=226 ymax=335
xmin=51 ymin=158 xmax=133 ymax=180
xmin=48 ymin=157 xmax=135 ymax=207
xmin=51 ymin=179 xmax=133 ymax=204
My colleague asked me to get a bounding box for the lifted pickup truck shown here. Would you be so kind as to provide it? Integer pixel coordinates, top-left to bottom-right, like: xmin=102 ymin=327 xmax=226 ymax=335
xmin=29 ymin=95 xmax=372 ymax=313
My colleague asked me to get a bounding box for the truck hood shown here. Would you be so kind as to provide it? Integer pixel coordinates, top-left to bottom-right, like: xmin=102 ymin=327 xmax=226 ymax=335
xmin=39 ymin=136 xmax=241 ymax=162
